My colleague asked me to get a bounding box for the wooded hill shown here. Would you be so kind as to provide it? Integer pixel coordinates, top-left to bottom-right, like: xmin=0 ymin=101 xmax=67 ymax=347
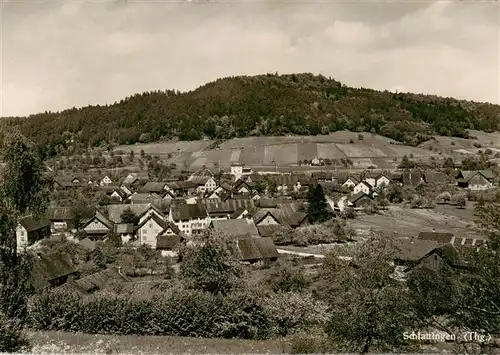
xmin=2 ymin=73 xmax=499 ymax=159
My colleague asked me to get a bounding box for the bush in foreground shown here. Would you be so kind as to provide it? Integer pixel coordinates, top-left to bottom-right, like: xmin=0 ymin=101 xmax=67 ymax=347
xmin=0 ymin=314 xmax=31 ymax=353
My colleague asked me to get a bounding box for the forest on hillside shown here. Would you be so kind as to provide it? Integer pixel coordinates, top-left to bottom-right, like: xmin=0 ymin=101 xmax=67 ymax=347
xmin=1 ymin=73 xmax=499 ymax=159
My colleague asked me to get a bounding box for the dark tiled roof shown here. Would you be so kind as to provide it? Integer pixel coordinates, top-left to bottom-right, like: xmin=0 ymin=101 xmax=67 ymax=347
xmin=348 ymin=191 xmax=372 ymax=204
xmin=32 ymin=252 xmax=78 ymax=290
xmin=142 ymin=182 xmax=166 ymax=193
xmin=202 ymin=199 xmax=255 ymax=214
xmin=252 ymin=209 xmax=283 ymax=225
xmin=417 ymin=232 xmax=454 ymax=244
xmin=211 ymin=219 xmax=260 ymax=238
xmin=236 ymin=237 xmax=278 ymax=262
xmin=394 ymin=238 xmax=442 ymax=261
xmin=171 ymin=203 xmax=208 ymax=221
xmin=19 ymin=216 xmax=50 ymax=232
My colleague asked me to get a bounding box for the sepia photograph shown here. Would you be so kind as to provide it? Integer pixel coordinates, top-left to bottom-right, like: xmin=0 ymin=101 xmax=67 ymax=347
xmin=0 ymin=0 xmax=499 ymax=353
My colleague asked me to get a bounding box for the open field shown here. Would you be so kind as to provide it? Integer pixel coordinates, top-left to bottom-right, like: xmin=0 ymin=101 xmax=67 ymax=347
xmin=114 ymin=132 xmax=439 ymax=170
xmin=418 ymin=130 xmax=500 ymax=157
xmin=28 ymin=331 xmax=285 ymax=354
xmin=349 ymin=204 xmax=480 ymax=239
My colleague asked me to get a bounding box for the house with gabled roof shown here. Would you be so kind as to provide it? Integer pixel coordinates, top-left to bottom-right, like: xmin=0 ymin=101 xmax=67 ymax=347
xmin=252 ymin=209 xmax=283 ymax=227
xmin=46 ymin=207 xmax=72 ymax=231
xmin=353 ymin=181 xmax=373 ymax=196
xmin=189 ymin=176 xmax=218 ymax=194
xmin=31 ymin=251 xmax=79 ymax=290
xmin=236 ymin=237 xmax=279 ymax=263
xmin=100 ymin=175 xmax=113 ymax=186
xmin=341 ymin=176 xmax=359 ymax=189
xmin=81 ymin=212 xmax=114 ymax=240
xmin=53 ymin=176 xmax=82 ymax=190
xmin=169 ymin=203 xmax=210 ymax=236
xmin=156 ymin=222 xmax=184 ymax=251
xmin=62 ymin=266 xmax=129 ymax=294
xmin=375 ymin=173 xmax=392 ymax=188
xmin=456 ymin=170 xmax=493 ymax=191
xmin=135 ymin=214 xmax=173 ymax=248
xmin=346 ymin=192 xmax=373 ymax=209
xmin=233 ymin=179 xmax=254 ymax=194
xmin=16 ymin=216 xmax=51 ymax=254
xmin=392 ymin=238 xmax=466 ymax=276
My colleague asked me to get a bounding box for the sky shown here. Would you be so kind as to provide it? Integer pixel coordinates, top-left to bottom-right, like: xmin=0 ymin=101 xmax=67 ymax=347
xmin=0 ymin=0 xmax=499 ymax=117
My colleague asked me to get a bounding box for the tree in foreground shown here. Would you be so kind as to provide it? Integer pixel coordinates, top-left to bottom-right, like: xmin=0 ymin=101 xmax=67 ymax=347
xmin=178 ymin=232 xmax=243 ymax=295
xmin=319 ymin=234 xmax=419 ymax=353
xmin=307 ymin=183 xmax=330 ymax=224
xmin=0 ymin=129 xmax=51 ymax=352
xmin=408 ymin=200 xmax=500 ymax=353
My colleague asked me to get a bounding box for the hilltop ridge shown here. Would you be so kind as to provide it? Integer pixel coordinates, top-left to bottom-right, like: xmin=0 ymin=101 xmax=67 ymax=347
xmin=2 ymin=73 xmax=499 ymax=159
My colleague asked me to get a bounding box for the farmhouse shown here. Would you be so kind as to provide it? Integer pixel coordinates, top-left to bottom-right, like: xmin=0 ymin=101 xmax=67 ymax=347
xmin=393 ymin=238 xmax=446 ymax=272
xmin=236 ymin=237 xmax=279 ymax=263
xmin=120 ymin=183 xmax=134 ymax=196
xmin=53 ymin=176 xmax=82 ymax=190
xmin=233 ymin=179 xmax=254 ymax=194
xmin=347 ymin=192 xmax=373 ymax=209
xmin=253 ymin=209 xmax=282 ymax=227
xmin=169 ymin=203 xmax=210 ymax=236
xmin=353 ymin=181 xmax=373 ymax=196
xmin=456 ymin=171 xmax=493 ymax=190
xmin=81 ymin=213 xmax=114 ymax=240
xmin=156 ymin=223 xmax=184 ymax=251
xmin=375 ymin=174 xmax=392 ymax=188
xmin=342 ymin=176 xmax=359 ymax=189
xmin=202 ymin=199 xmax=255 ymax=221
xmin=135 ymin=214 xmax=174 ymax=248
xmin=31 ymin=251 xmax=78 ymax=290
xmin=189 ymin=176 xmax=218 ymax=193
xmin=16 ymin=216 xmax=51 ymax=254
xmin=46 ymin=207 xmax=72 ymax=231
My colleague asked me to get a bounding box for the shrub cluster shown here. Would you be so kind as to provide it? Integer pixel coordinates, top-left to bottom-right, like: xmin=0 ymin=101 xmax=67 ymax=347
xmin=271 ymin=219 xmax=355 ymax=246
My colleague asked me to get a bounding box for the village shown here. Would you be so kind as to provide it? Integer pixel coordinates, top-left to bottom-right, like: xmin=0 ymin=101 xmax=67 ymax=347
xmin=15 ymin=151 xmax=498 ymax=294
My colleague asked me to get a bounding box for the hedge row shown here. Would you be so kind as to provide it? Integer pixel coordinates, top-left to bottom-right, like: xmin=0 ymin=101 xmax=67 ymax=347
xmin=27 ymin=288 xmax=327 ymax=340
xmin=28 ymin=288 xmax=272 ymax=339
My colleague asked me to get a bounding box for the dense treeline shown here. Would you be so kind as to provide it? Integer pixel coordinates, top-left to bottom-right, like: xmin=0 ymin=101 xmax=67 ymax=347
xmin=2 ymin=73 xmax=499 ymax=159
